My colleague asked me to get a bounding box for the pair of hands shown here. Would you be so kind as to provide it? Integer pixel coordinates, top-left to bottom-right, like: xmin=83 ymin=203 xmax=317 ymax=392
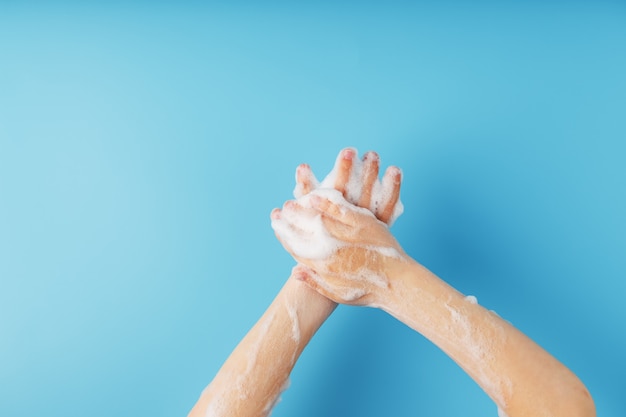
xmin=271 ymin=148 xmax=408 ymax=306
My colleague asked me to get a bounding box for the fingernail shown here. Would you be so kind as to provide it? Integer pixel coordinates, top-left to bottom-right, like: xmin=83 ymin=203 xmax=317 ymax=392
xmin=393 ymin=167 xmax=403 ymax=182
xmin=364 ymin=151 xmax=379 ymax=161
xmin=297 ymin=163 xmax=310 ymax=175
xmin=342 ymin=148 xmax=355 ymax=160
xmin=284 ymin=201 xmax=293 ymax=211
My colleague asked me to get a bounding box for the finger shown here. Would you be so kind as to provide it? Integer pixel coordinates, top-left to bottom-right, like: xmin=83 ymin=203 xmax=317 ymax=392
xmin=319 ymin=211 xmax=360 ymax=240
xmin=294 ymin=163 xmax=319 ymax=198
xmin=291 ymin=264 xmax=318 ymax=282
xmin=308 ymin=194 xmax=353 ymax=225
xmin=271 ymin=210 xmax=312 ymax=261
xmin=292 ymin=265 xmax=335 ymax=300
xmin=357 ymin=151 xmax=380 ymax=209
xmin=378 ymin=166 xmax=402 ymax=224
xmin=333 ymin=148 xmax=356 ymax=198
xmin=272 ymin=230 xmax=301 ymax=262
xmin=294 ymin=265 xmax=368 ymax=305
xmin=281 ymin=199 xmax=319 ymax=226
xmin=279 ymin=199 xmax=339 ymax=242
xmin=270 ymin=207 xmax=282 ymax=221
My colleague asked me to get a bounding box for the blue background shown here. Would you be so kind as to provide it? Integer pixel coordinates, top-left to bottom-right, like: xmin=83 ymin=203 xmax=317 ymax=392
xmin=1 ymin=2 xmax=625 ymax=416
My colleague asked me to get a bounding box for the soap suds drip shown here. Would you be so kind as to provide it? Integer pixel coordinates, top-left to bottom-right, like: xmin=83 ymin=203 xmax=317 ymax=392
xmin=285 ymin=299 xmax=301 ymax=349
xmin=443 ymin=300 xmax=511 ymax=408
xmin=234 ymin=310 xmax=277 ymax=400
xmin=497 ymin=407 xmax=509 ymax=417
xmin=354 ymin=267 xmax=388 ymax=288
xmin=465 ymin=295 xmax=478 ymax=305
xmin=371 ymin=245 xmax=403 ymax=259
xmin=205 ymin=394 xmax=226 ymax=417
xmin=340 ymin=287 xmax=368 ymax=302
xmin=204 ymin=309 xmax=289 ymax=417
xmin=261 ymin=377 xmax=291 ymax=416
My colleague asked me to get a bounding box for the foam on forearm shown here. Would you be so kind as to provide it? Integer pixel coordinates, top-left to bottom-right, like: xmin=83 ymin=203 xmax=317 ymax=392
xmin=204 ymin=307 xmax=296 ymax=417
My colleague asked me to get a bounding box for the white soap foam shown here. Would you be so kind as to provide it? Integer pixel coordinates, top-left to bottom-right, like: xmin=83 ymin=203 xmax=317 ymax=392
xmin=341 ymin=286 xmax=368 ymax=301
xmin=271 ymin=211 xmax=344 ymax=260
xmin=344 ymin=157 xmax=365 ymax=205
xmin=381 ymin=167 xmax=405 ymax=226
xmin=304 ymin=268 xmax=368 ymax=302
xmin=354 ymin=267 xmax=388 ymax=288
xmin=293 ymin=166 xmax=320 ymax=199
xmin=303 ymin=268 xmax=336 ymax=295
xmin=497 ymin=407 xmax=509 ymax=417
xmin=444 ymin=300 xmax=511 ymax=408
xmin=465 ymin=295 xmax=478 ymax=305
xmin=313 ymin=147 xmax=364 ymax=204
xmin=388 ymin=198 xmax=404 ymax=226
xmin=273 ymin=188 xmax=387 ymax=262
xmin=285 ymin=300 xmax=301 ymax=345
xmin=205 ymin=394 xmax=226 ymax=417
xmin=317 ymin=149 xmax=352 ymax=191
xmin=261 ymin=377 xmax=291 ymax=416
xmin=308 ymin=188 xmax=375 ymax=218
xmin=204 ymin=309 xmax=294 ymax=417
xmin=294 ymin=148 xmax=404 ymax=226
xmin=233 ymin=310 xmax=277 ymax=400
xmin=371 ymin=245 xmax=403 ymax=259
xmin=273 ymin=189 xmax=405 ymax=299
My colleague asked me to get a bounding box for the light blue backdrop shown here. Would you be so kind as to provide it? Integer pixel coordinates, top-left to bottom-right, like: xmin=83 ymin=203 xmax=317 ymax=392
xmin=1 ymin=2 xmax=624 ymax=416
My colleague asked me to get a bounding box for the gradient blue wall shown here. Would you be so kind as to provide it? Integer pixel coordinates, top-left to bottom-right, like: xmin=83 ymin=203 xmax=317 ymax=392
xmin=1 ymin=2 xmax=624 ymax=416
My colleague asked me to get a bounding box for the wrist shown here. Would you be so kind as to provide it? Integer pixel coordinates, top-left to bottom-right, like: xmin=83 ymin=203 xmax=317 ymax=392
xmin=280 ymin=277 xmax=337 ymax=345
xmin=374 ymin=256 xmax=449 ymax=329
xmin=371 ymin=253 xmax=419 ymax=309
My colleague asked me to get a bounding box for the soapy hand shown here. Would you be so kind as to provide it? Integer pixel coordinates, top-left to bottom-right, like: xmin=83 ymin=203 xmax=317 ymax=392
xmin=277 ymin=148 xmax=405 ymax=305
xmin=272 ymin=188 xmax=408 ymax=306
xmin=293 ymin=148 xmax=403 ymax=226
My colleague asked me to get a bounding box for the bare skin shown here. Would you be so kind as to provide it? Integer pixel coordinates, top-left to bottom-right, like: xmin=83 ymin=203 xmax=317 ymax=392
xmin=272 ymin=192 xmax=596 ymax=417
xmin=188 ymin=149 xmax=401 ymax=417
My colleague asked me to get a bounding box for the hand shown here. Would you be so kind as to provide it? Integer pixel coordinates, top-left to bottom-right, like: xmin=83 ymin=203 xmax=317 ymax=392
xmin=279 ymin=148 xmax=404 ymax=305
xmin=293 ymin=148 xmax=403 ymax=225
xmin=272 ymin=189 xmax=408 ymax=306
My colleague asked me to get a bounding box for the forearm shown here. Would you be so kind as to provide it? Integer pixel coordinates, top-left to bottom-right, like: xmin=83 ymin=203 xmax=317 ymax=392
xmin=189 ymin=278 xmax=336 ymax=417
xmin=380 ymin=258 xmax=595 ymax=417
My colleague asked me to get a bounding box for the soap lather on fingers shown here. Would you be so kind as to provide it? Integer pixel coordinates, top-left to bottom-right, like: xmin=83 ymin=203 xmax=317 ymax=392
xmin=273 ymin=147 xmax=406 ymax=306
xmin=292 ymin=147 xmax=404 ymax=226
xmin=271 ymin=187 xmax=407 ymax=306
